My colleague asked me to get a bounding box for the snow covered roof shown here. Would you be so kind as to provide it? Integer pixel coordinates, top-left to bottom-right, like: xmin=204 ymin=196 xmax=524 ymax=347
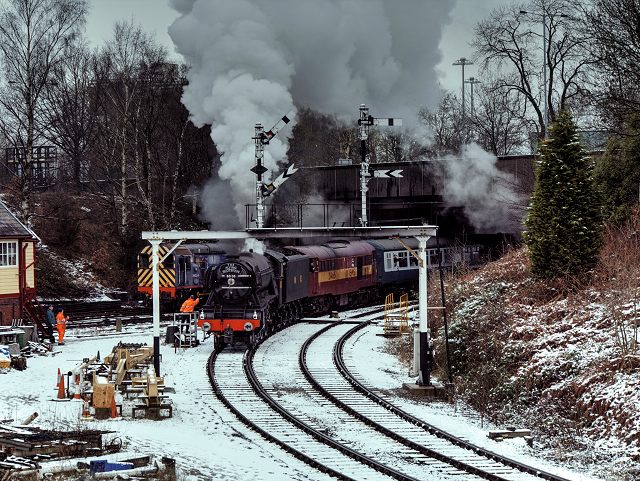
xmin=0 ymin=200 xmax=38 ymax=240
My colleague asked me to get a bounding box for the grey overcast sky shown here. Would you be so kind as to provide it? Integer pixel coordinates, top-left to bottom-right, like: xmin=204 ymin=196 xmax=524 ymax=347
xmin=86 ymin=0 xmax=508 ymax=94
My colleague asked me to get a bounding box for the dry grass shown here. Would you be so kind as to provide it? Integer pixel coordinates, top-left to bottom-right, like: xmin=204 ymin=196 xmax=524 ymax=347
xmin=386 ymin=212 xmax=640 ymax=476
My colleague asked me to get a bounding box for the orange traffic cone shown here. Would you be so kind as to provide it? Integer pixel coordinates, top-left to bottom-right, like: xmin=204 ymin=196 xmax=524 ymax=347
xmin=73 ymin=374 xmax=81 ymax=399
xmin=56 ymin=368 xmax=61 ymax=387
xmin=110 ymin=393 xmax=118 ymax=419
xmin=56 ymin=373 xmax=66 ymax=400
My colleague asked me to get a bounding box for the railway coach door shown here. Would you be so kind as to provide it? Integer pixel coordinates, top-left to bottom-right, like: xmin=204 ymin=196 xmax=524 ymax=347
xmin=357 ymin=256 xmax=363 ymax=280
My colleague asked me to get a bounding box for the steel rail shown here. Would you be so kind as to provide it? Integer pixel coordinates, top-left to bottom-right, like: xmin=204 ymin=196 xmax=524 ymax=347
xmin=243 ymin=326 xmax=421 ymax=481
xmin=333 ymin=322 xmax=574 ymax=481
xmin=206 ymin=345 xmax=356 ymax=481
xmin=299 ymin=322 xmax=512 ymax=481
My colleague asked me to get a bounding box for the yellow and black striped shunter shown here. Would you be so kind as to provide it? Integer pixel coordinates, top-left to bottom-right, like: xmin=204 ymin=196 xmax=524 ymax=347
xmin=137 ymin=242 xmax=226 ymax=307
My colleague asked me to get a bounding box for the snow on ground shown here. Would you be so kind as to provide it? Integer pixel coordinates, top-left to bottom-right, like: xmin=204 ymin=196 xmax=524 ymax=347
xmin=0 ymin=327 xmax=331 ymax=480
xmin=345 ymin=326 xmax=605 ymax=481
xmin=0 ymin=315 xmax=608 ymax=480
xmin=38 ymin=246 xmax=115 ymax=301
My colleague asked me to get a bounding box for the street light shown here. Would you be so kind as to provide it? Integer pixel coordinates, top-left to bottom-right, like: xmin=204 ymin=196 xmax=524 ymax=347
xmin=464 ymin=77 xmax=481 ymax=116
xmin=452 ymin=57 xmax=473 ymax=120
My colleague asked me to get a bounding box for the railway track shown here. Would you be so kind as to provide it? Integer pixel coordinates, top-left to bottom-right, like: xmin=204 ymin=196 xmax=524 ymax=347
xmin=208 ymin=310 xmax=579 ymax=481
xmin=302 ymin=322 xmax=573 ymax=481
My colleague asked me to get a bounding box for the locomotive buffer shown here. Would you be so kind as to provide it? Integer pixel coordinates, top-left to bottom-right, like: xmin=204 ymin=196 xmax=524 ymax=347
xmin=142 ymin=225 xmax=437 ymax=388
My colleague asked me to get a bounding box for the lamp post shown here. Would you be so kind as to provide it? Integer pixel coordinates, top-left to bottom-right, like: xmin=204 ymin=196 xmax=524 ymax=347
xmin=452 ymin=58 xmax=473 ymax=120
xmin=464 ymin=77 xmax=481 ymax=116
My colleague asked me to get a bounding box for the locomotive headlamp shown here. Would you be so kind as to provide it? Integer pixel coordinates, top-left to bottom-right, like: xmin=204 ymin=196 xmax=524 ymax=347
xmin=253 ymin=310 xmax=258 ymax=319
xmin=227 ymin=277 xmax=235 ymax=286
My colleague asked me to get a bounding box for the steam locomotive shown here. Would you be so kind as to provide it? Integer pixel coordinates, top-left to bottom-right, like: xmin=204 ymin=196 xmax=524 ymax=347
xmin=198 ymin=238 xmax=482 ymax=347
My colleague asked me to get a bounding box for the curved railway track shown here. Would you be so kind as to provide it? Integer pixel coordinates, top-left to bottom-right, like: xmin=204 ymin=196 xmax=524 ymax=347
xmin=208 ymin=308 xmax=580 ymax=481
xmin=301 ymin=322 xmax=573 ymax=481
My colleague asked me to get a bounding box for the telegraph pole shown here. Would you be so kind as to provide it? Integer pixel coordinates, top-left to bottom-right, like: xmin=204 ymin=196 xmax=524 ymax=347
xmin=452 ymin=57 xmax=473 ymax=119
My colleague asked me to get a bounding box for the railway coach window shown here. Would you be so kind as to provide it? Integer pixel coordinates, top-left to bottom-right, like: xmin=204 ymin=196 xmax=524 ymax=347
xmin=0 ymin=241 xmax=17 ymax=267
xmin=396 ymin=251 xmax=408 ymax=268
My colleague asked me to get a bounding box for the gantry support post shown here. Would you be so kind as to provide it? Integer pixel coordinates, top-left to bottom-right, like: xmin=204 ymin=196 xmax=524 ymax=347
xmin=150 ymin=239 xmax=161 ymax=376
xmin=416 ymin=235 xmax=431 ymax=386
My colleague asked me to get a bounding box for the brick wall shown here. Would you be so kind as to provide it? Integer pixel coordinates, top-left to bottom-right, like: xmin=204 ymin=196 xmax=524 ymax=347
xmin=0 ymin=297 xmax=19 ymax=326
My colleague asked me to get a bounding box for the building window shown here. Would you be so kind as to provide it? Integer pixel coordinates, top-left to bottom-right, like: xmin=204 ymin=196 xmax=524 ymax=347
xmin=0 ymin=241 xmax=18 ymax=267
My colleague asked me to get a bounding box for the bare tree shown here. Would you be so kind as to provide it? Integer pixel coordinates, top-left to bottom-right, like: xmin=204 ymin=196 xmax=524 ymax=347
xmin=42 ymin=42 xmax=97 ymax=188
xmin=88 ymin=22 xmax=214 ymax=242
xmin=420 ymin=92 xmax=470 ymax=155
xmin=473 ymin=0 xmax=595 ymax=138
xmin=91 ymin=22 xmax=167 ymax=238
xmin=0 ymin=0 xmax=87 ymax=222
xmin=470 ymin=80 xmax=533 ymax=155
xmin=584 ymin=0 xmax=640 ymax=127
xmin=287 ymin=108 xmax=344 ymax=167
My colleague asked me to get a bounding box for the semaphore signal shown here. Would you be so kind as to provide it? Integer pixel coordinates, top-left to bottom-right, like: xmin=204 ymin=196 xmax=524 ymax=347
xmin=252 ymin=111 xmax=295 ymax=228
xmin=358 ymin=104 xmax=403 ymax=227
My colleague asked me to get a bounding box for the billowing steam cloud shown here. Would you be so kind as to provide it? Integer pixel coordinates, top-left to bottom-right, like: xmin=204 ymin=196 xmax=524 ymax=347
xmin=168 ymin=0 xmax=456 ymax=227
xmin=441 ymin=143 xmax=524 ymax=233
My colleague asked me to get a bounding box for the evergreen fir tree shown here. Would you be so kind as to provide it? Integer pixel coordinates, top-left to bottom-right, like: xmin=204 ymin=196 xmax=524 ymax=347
xmin=593 ymin=114 xmax=640 ymax=225
xmin=524 ymin=111 xmax=602 ymax=279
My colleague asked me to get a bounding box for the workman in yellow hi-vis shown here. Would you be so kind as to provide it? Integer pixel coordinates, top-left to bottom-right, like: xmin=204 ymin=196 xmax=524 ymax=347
xmin=180 ymin=295 xmax=200 ymax=313
xmin=55 ymin=309 xmax=69 ymax=345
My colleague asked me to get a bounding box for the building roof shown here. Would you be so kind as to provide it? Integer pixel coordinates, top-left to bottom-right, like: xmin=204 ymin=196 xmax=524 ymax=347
xmin=0 ymin=201 xmax=37 ymax=239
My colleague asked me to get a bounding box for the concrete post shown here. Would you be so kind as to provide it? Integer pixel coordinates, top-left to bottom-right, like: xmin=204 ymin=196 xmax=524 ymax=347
xmin=417 ymin=235 xmax=431 ymax=386
xmin=150 ymin=239 xmax=161 ymax=376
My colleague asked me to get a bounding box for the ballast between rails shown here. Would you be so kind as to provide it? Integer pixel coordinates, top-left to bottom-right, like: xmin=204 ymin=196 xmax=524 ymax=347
xmin=333 ymin=322 xmax=574 ymax=481
xmin=208 ymin=323 xmax=421 ymax=481
xmin=244 ymin=334 xmax=421 ymax=481
xmin=206 ymin=346 xmax=357 ymax=481
xmin=299 ymin=323 xmax=509 ymax=481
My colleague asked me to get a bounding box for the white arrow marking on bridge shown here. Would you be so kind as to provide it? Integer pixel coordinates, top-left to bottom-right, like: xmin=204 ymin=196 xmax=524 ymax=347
xmin=373 ymin=169 xmax=403 ymax=179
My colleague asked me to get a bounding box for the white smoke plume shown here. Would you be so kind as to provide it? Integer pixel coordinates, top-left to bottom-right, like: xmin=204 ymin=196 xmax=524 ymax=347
xmin=168 ymin=0 xmax=456 ymax=225
xmin=299 ymin=193 xmax=352 ymax=228
xmin=441 ymin=144 xmax=524 ymax=233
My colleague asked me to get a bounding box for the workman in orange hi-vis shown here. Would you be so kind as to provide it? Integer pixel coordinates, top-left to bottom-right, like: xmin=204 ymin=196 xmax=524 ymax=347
xmin=55 ymin=309 xmax=69 ymax=345
xmin=180 ymin=295 xmax=200 ymax=313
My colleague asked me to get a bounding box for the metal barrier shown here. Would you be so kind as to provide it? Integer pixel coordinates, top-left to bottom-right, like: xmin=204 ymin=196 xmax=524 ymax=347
xmin=383 ymin=293 xmax=410 ymax=336
xmin=172 ymin=313 xmax=199 ymax=349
